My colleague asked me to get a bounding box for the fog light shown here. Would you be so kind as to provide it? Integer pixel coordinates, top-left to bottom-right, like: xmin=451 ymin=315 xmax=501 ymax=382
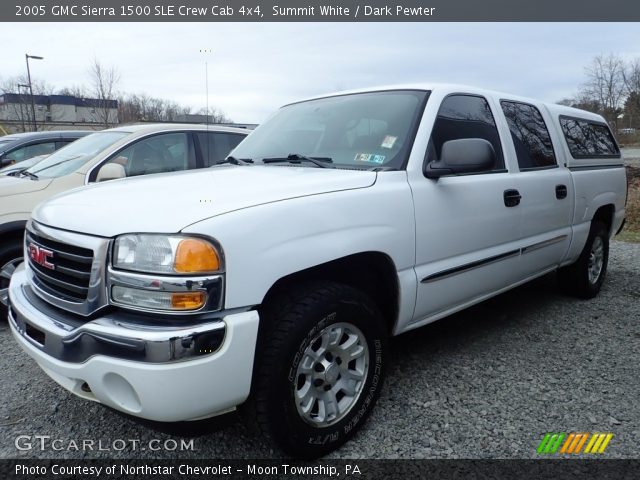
xmin=112 ymin=286 xmax=206 ymax=311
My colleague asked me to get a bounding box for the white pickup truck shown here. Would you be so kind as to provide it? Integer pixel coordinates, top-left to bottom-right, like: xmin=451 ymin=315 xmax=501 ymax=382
xmin=8 ymin=84 xmax=626 ymax=458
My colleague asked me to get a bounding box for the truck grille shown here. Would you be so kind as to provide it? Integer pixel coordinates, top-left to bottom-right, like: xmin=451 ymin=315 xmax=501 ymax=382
xmin=26 ymin=231 xmax=94 ymax=302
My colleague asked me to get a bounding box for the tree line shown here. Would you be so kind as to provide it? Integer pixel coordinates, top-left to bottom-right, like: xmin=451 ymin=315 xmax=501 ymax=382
xmin=0 ymin=59 xmax=231 ymax=132
xmin=558 ymin=54 xmax=640 ymax=132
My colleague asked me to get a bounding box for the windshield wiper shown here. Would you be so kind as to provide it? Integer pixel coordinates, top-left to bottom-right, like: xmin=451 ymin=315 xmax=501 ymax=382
xmin=218 ymin=156 xmax=253 ymax=166
xmin=21 ymin=170 xmax=39 ymax=180
xmin=30 ymin=154 xmax=84 ymax=174
xmin=262 ymin=153 xmax=334 ymax=169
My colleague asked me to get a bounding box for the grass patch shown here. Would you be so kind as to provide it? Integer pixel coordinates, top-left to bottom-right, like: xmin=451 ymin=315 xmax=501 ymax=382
xmin=617 ymin=166 xmax=640 ymax=243
xmin=617 ymin=231 xmax=640 ymax=243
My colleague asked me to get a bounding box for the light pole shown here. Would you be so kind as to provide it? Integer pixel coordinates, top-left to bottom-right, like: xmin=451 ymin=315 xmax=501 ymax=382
xmin=25 ymin=54 xmax=44 ymax=132
xmin=17 ymin=84 xmax=31 ymax=132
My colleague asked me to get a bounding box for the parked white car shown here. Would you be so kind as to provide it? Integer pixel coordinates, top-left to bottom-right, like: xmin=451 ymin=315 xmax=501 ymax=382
xmin=0 ymin=123 xmax=248 ymax=316
xmin=7 ymin=85 xmax=626 ymax=458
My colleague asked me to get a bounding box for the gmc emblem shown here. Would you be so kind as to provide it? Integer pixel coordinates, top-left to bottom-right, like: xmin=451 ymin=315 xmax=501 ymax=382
xmin=28 ymin=243 xmax=55 ymax=270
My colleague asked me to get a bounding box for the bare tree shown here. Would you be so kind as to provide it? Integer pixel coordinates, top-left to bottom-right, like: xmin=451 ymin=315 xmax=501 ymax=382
xmin=622 ymin=58 xmax=640 ymax=130
xmin=622 ymin=58 xmax=640 ymax=95
xmin=581 ymin=53 xmax=626 ymax=127
xmin=88 ymin=58 xmax=120 ymax=128
xmin=57 ymin=85 xmax=88 ymax=98
xmin=117 ymin=93 xmax=193 ymax=124
xmin=197 ymin=107 xmax=232 ymax=124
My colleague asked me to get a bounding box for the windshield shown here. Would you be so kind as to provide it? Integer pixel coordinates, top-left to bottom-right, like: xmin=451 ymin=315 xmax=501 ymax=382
xmin=231 ymin=90 xmax=428 ymax=170
xmin=26 ymin=131 xmax=129 ymax=179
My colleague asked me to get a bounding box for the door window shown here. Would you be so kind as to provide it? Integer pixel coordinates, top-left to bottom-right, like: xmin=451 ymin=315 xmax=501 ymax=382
xmin=4 ymin=141 xmax=56 ymax=163
xmin=501 ymin=101 xmax=557 ymax=170
xmin=197 ymin=132 xmax=246 ymax=166
xmin=106 ymin=133 xmax=190 ymax=177
xmin=428 ymin=94 xmax=505 ymax=170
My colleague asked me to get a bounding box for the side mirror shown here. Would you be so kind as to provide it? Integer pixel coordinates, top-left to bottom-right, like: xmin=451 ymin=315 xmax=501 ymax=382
xmin=425 ymin=138 xmax=496 ymax=179
xmin=0 ymin=156 xmax=15 ymax=168
xmin=96 ymin=163 xmax=126 ymax=182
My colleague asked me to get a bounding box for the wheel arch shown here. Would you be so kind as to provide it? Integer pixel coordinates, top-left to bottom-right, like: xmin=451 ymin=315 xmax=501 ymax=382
xmin=591 ymin=204 xmax=615 ymax=236
xmin=0 ymin=221 xmax=27 ymax=245
xmin=260 ymin=251 xmax=400 ymax=335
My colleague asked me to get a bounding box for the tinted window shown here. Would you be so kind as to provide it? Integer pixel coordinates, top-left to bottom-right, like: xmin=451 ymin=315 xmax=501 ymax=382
xmin=5 ymin=142 xmax=56 ymax=163
xmin=560 ymin=117 xmax=620 ymax=158
xmin=501 ymin=101 xmax=556 ymax=169
xmin=429 ymin=95 xmax=504 ymax=169
xmin=197 ymin=132 xmax=246 ymax=166
xmin=106 ymin=132 xmax=190 ymax=177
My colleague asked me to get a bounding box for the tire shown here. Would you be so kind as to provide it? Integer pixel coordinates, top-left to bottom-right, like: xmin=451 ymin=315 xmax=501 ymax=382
xmin=249 ymin=282 xmax=387 ymax=458
xmin=558 ymin=221 xmax=609 ymax=299
xmin=0 ymin=240 xmax=24 ymax=320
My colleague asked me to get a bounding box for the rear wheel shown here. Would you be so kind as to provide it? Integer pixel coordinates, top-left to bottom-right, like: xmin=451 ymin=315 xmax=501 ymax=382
xmin=558 ymin=221 xmax=609 ymax=299
xmin=0 ymin=241 xmax=23 ymax=320
xmin=249 ymin=282 xmax=387 ymax=458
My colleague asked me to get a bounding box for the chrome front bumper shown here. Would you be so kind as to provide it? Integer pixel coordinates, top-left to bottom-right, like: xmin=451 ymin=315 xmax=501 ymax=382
xmin=8 ymin=263 xmax=227 ymax=363
xmin=8 ymin=263 xmax=260 ymax=421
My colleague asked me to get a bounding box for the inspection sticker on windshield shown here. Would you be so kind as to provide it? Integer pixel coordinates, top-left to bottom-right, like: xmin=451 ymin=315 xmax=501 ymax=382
xmin=381 ymin=135 xmax=397 ymax=149
xmin=355 ymin=153 xmax=385 ymax=164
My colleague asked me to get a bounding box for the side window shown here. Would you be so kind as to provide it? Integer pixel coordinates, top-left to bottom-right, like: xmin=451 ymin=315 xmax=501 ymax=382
xmin=559 ymin=117 xmax=620 ymax=158
xmin=55 ymin=140 xmax=74 ymax=149
xmin=500 ymin=101 xmax=556 ymax=170
xmin=5 ymin=142 xmax=56 ymax=162
xmin=429 ymin=94 xmax=504 ymax=170
xmin=106 ymin=133 xmax=190 ymax=177
xmin=197 ymin=132 xmax=246 ymax=166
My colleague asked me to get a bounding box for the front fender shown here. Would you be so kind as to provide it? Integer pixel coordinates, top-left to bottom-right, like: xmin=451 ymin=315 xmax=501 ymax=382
xmin=182 ymin=173 xmax=415 ymax=310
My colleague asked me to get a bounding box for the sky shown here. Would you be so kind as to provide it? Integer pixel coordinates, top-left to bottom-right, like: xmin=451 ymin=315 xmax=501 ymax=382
xmin=1 ymin=22 xmax=639 ymax=123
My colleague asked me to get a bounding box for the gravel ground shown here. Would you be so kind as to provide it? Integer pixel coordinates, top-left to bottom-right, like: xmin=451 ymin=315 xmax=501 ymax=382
xmin=0 ymin=241 xmax=638 ymax=460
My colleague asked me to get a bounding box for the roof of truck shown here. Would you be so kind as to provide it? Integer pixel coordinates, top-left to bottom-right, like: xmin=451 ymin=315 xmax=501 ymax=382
xmin=291 ymin=83 xmax=607 ymax=124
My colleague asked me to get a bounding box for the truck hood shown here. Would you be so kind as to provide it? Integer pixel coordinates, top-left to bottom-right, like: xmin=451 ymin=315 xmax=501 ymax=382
xmin=33 ymin=166 xmax=377 ymax=237
xmin=0 ymin=175 xmax=53 ymax=197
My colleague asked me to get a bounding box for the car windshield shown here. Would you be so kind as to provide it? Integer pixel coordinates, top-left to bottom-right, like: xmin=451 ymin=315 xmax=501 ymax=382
xmin=231 ymin=90 xmax=428 ymax=170
xmin=26 ymin=131 xmax=129 ymax=179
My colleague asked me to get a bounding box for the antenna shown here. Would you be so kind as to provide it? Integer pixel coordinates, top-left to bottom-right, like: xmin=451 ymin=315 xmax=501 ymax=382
xmin=205 ymin=60 xmax=209 ymax=130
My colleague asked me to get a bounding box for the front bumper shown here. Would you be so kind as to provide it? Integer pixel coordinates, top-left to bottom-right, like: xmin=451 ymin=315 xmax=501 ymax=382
xmin=8 ymin=264 xmax=260 ymax=422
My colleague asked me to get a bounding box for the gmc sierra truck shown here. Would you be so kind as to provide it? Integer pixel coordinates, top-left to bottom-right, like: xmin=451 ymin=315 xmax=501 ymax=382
xmin=7 ymin=85 xmax=626 ymax=457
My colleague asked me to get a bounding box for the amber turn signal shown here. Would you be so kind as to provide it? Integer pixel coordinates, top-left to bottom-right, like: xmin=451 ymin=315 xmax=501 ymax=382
xmin=174 ymin=238 xmax=220 ymax=273
xmin=171 ymin=291 xmax=207 ymax=310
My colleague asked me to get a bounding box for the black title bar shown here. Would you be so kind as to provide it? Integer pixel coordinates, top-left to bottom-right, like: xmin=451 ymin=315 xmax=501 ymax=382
xmin=1 ymin=459 xmax=640 ymax=480
xmin=3 ymin=0 xmax=640 ymax=22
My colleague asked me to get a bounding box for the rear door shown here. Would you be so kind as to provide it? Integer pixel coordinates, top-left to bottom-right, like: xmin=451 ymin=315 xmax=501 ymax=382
xmin=498 ymin=100 xmax=573 ymax=277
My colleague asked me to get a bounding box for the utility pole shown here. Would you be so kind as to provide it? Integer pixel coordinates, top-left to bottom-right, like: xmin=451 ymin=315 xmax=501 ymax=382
xmin=25 ymin=53 xmax=44 ymax=132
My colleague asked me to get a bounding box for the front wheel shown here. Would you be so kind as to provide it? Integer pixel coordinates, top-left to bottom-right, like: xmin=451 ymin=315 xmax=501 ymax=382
xmin=250 ymin=282 xmax=387 ymax=458
xmin=558 ymin=221 xmax=609 ymax=299
xmin=0 ymin=241 xmax=24 ymax=319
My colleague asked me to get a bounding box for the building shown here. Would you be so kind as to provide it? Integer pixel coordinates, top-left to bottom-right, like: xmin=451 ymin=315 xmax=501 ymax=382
xmin=0 ymin=93 xmax=118 ymax=133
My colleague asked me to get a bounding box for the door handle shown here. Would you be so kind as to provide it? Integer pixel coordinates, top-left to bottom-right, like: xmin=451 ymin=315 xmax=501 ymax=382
xmin=556 ymin=184 xmax=568 ymax=199
xmin=503 ymin=189 xmax=521 ymax=207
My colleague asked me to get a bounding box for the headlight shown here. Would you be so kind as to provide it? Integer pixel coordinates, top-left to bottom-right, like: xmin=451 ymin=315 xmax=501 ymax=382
xmin=113 ymin=234 xmax=221 ymax=274
xmin=109 ymin=234 xmax=224 ymax=314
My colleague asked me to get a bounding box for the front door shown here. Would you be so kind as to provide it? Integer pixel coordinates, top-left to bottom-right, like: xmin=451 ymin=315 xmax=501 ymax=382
xmin=410 ymin=94 xmax=523 ymax=324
